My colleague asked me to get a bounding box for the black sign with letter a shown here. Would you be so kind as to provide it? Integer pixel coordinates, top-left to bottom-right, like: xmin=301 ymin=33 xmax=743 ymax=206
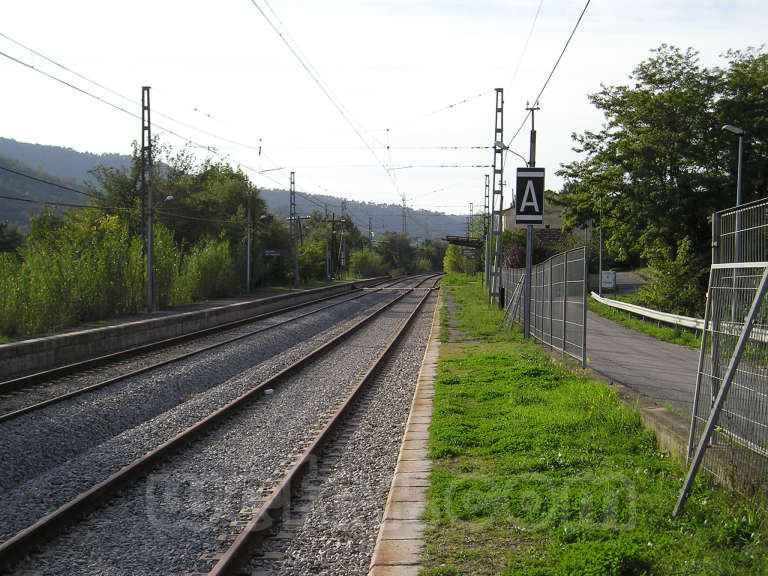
xmin=515 ymin=167 xmax=545 ymax=224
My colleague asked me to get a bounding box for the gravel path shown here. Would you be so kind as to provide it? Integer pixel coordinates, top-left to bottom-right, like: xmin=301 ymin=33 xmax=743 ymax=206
xmin=0 ymin=289 xmax=399 ymax=542
xmin=9 ymin=291 xmax=430 ymax=574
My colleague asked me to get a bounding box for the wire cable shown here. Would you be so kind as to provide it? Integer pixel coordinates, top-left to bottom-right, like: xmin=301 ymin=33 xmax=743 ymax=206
xmin=0 ymin=32 xmax=263 ymax=152
xmin=387 ymin=164 xmax=492 ymax=171
xmin=0 ymin=193 xmax=134 ymax=212
xmin=0 ymin=164 xmax=102 ymax=199
xmin=0 ymin=35 xmax=371 ymax=232
xmin=507 ymin=0 xmax=544 ymax=92
xmin=394 ymin=89 xmax=495 ymax=129
xmin=246 ymin=0 xmax=397 ymax=191
xmin=505 ymin=0 xmax=591 ymax=149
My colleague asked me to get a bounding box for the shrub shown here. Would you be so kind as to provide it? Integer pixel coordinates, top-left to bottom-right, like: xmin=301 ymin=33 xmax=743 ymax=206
xmin=350 ymin=247 xmax=388 ymax=277
xmin=443 ymin=245 xmax=466 ymax=273
xmin=172 ymin=237 xmax=234 ymax=303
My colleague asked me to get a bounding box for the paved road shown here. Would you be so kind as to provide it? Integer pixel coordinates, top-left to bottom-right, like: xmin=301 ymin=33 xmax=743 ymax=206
xmin=587 ymin=311 xmax=699 ymax=416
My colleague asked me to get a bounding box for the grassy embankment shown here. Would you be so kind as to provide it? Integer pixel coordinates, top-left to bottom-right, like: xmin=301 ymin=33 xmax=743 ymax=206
xmin=421 ymin=273 xmax=766 ymax=575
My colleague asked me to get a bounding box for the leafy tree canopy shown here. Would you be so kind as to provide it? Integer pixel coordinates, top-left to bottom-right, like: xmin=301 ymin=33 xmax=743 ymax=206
xmin=556 ymin=45 xmax=768 ymax=314
xmin=557 ymin=45 xmax=768 ymax=267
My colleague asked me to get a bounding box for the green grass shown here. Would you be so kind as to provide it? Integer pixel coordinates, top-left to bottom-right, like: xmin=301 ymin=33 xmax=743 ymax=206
xmin=589 ymin=296 xmax=702 ymax=349
xmin=421 ymin=273 xmax=767 ymax=576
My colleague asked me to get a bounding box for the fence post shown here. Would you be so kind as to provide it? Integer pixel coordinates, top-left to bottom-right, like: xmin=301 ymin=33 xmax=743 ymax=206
xmin=549 ymin=258 xmax=553 ymax=349
xmin=675 ymin=266 xmax=768 ymax=517
xmin=562 ymin=253 xmax=568 ymax=353
xmin=710 ymin=213 xmax=722 ymax=404
xmin=581 ymin=246 xmax=588 ymax=368
xmin=688 ymin=267 xmax=714 ymax=460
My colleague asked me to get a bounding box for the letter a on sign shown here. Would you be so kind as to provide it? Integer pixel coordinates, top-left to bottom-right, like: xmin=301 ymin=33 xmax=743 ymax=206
xmin=515 ymin=167 xmax=545 ymax=224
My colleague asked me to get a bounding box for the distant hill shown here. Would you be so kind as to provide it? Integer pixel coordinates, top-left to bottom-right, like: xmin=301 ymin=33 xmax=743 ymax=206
xmin=0 ymin=138 xmax=468 ymax=240
xmin=0 ymin=154 xmax=92 ymax=227
xmin=258 ymin=188 xmax=467 ymax=242
xmin=0 ymin=138 xmax=131 ymax=185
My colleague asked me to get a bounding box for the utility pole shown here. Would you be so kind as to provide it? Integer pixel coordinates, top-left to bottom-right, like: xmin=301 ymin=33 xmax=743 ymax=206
xmin=484 ymin=174 xmax=490 ymax=288
xmin=246 ymin=190 xmax=252 ymax=293
xmin=330 ymin=213 xmax=336 ymax=277
xmin=325 ymin=204 xmax=331 ymax=280
xmin=141 ymin=86 xmax=155 ymax=312
xmin=290 ymin=171 xmax=298 ymax=287
xmin=368 ymin=216 xmax=373 ymax=246
xmin=340 ymin=199 xmax=347 ymax=273
xmin=469 ymin=202 xmax=474 ymax=237
xmin=489 ymin=88 xmax=504 ymax=307
xmin=523 ymin=101 xmax=540 ymax=338
xmin=526 ymin=101 xmax=540 ymax=168
xmin=402 ymin=196 xmax=407 ymax=235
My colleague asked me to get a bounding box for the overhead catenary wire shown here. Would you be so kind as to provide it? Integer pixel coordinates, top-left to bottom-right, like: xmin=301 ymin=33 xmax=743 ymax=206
xmin=507 ymin=0 xmax=544 ymax=93
xmin=1 ymin=31 xmax=381 ymax=235
xmin=0 ymin=164 xmax=102 ymax=199
xmin=505 ymin=0 xmax=591 ymax=151
xmin=246 ymin=0 xmax=397 ymax=191
xmin=0 ymin=193 xmax=134 ymax=212
xmin=0 ymin=33 xmax=263 ymax=152
xmin=388 ymin=89 xmax=496 ymax=130
xmin=0 ymin=49 xmax=266 ymax=168
xmin=260 ymin=0 xmax=386 ymax=150
xmin=387 ymin=164 xmax=492 ymax=171
xmin=0 ymin=48 xmax=317 ymax=207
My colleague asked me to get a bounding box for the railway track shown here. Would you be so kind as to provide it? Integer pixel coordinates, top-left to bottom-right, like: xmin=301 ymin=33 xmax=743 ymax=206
xmin=0 ymin=274 xmax=439 ymax=574
xmin=0 ymin=277 xmax=411 ymax=424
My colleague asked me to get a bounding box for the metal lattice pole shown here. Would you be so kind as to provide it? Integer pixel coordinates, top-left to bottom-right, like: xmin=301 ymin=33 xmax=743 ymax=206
xmin=489 ymin=88 xmax=504 ymax=307
xmin=290 ymin=172 xmax=298 ymax=287
xmin=483 ymin=174 xmax=490 ymax=287
xmin=141 ymin=86 xmax=155 ymax=312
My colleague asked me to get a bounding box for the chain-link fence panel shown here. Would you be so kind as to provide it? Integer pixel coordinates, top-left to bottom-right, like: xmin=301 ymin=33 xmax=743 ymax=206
xmin=677 ymin=199 xmax=768 ymax=515
xmin=501 ymin=246 xmax=588 ymax=366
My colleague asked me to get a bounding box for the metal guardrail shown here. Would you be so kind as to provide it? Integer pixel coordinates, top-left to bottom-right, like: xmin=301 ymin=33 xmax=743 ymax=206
xmin=591 ymin=291 xmax=768 ymax=343
xmin=590 ymin=292 xmax=705 ymax=330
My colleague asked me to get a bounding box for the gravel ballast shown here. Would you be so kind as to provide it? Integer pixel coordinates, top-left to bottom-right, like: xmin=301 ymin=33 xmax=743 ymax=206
xmin=247 ymin=292 xmax=436 ymax=575
xmin=8 ymin=289 xmax=433 ymax=574
xmin=0 ymin=289 xmax=399 ymax=542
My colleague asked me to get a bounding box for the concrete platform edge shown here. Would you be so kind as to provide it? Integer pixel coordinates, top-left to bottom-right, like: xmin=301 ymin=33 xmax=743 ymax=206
xmin=0 ymin=278 xmax=385 ymax=380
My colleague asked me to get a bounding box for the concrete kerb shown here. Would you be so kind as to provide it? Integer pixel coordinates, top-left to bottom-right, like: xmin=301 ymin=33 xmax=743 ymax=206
xmin=368 ymin=290 xmax=441 ymax=576
xmin=0 ymin=278 xmax=386 ymax=380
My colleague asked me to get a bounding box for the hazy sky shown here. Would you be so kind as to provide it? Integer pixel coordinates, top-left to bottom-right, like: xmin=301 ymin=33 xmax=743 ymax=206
xmin=2 ymin=1 xmax=766 ymax=219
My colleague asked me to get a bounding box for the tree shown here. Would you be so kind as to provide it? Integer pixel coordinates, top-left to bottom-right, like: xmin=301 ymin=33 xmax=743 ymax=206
xmin=443 ymin=244 xmax=466 ymax=274
xmin=418 ymin=239 xmax=447 ymax=272
xmin=0 ymin=222 xmax=23 ymax=254
xmin=376 ymin=231 xmax=414 ymax=273
xmin=350 ymin=247 xmax=388 ymax=277
xmin=556 ymin=45 xmax=768 ymax=314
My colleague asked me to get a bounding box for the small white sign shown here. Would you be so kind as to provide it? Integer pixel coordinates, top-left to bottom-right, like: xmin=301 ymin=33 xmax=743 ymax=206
xmin=601 ymin=271 xmax=616 ymax=290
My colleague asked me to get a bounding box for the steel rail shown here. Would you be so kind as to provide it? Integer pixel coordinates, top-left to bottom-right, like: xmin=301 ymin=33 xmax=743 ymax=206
xmin=0 ymin=287 xmax=417 ymax=571
xmin=208 ymin=277 xmax=440 ymax=575
xmin=0 ymin=285 xmax=406 ymax=424
xmin=0 ymin=284 xmax=376 ymax=395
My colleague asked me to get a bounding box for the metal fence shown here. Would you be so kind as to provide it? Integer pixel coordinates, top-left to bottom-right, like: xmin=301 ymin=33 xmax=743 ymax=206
xmin=501 ymin=246 xmax=588 ymax=366
xmin=676 ymin=198 xmax=768 ymax=515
